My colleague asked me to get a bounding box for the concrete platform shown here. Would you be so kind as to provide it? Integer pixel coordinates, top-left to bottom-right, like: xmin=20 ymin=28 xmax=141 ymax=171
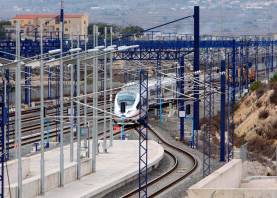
xmin=4 ymin=140 xmax=164 ymax=198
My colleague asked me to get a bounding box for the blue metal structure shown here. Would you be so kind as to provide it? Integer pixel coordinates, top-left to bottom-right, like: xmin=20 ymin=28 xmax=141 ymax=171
xmin=193 ymin=6 xmax=200 ymax=134
xmin=226 ymin=54 xmax=231 ymax=162
xmin=228 ymin=40 xmax=236 ymax=161
xmin=220 ymin=60 xmax=226 ymax=162
xmin=4 ymin=69 xmax=10 ymax=161
xmin=0 ymin=39 xmax=276 ymax=62
xmin=255 ymin=44 xmax=259 ymax=81
xmin=0 ymin=93 xmax=4 ymax=198
xmin=24 ymin=66 xmax=32 ymax=106
xmin=203 ymin=48 xmax=211 ymax=177
xmin=271 ymin=41 xmax=274 ymax=72
xmin=138 ymin=69 xmax=148 ymax=198
xmin=156 ymin=53 xmax=162 ymax=125
xmin=48 ymin=66 xmax=52 ymax=99
xmin=56 ymin=67 xmax=60 ymax=142
xmin=178 ymin=55 xmax=185 ymax=142
xmin=0 ymin=69 xmax=10 ymax=198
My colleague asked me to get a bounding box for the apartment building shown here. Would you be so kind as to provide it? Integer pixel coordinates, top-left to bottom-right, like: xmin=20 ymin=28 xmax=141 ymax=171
xmin=10 ymin=13 xmax=88 ymax=39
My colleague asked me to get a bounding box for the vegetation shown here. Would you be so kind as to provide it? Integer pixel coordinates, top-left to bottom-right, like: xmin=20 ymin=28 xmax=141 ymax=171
xmin=0 ymin=20 xmax=10 ymax=40
xmin=250 ymin=80 xmax=262 ymax=92
xmin=88 ymin=23 xmax=120 ymax=37
xmin=88 ymin=23 xmax=144 ymax=40
xmin=269 ymin=86 xmax=277 ymax=105
xmin=120 ymin=25 xmax=144 ymax=37
xmin=270 ymin=72 xmax=277 ymax=83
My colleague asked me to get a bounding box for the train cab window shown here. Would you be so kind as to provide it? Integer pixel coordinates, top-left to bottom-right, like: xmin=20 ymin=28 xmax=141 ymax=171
xmin=117 ymin=92 xmax=136 ymax=106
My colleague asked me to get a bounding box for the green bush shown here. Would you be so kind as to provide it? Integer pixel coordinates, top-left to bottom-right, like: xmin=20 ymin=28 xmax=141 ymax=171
xmin=270 ymin=72 xmax=277 ymax=82
xmin=250 ymin=80 xmax=262 ymax=92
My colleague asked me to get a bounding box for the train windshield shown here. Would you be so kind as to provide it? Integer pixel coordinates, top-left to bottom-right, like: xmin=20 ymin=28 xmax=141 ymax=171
xmin=117 ymin=92 xmax=136 ymax=106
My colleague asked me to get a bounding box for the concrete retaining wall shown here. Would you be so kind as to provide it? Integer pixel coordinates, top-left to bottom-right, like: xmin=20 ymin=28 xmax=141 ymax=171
xmin=4 ymin=159 xmax=93 ymax=198
xmin=188 ymin=159 xmax=243 ymax=198
xmin=4 ymin=157 xmax=30 ymax=185
xmin=188 ymin=159 xmax=277 ymax=198
xmin=189 ymin=189 xmax=277 ymax=198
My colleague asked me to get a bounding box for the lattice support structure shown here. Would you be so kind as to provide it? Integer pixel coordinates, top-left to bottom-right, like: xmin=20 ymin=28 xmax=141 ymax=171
xmin=24 ymin=66 xmax=32 ymax=106
xmin=239 ymin=45 xmax=243 ymax=96
xmin=138 ymin=69 xmax=149 ymax=198
xmin=203 ymin=48 xmax=211 ymax=177
xmin=245 ymin=43 xmax=249 ymax=90
xmin=255 ymin=43 xmax=259 ymax=81
xmin=56 ymin=67 xmax=60 ymax=142
xmin=156 ymin=53 xmax=162 ymax=124
xmin=0 ymin=68 xmax=10 ymax=198
xmin=220 ymin=60 xmax=226 ymax=162
xmin=228 ymin=40 xmax=236 ymax=161
xmin=48 ymin=66 xmax=52 ymax=99
xmin=193 ymin=6 xmax=200 ymax=136
xmin=226 ymin=54 xmax=231 ymax=162
xmin=4 ymin=70 xmax=10 ymax=161
xmin=178 ymin=55 xmax=185 ymax=142
xmin=270 ymin=41 xmax=274 ymax=72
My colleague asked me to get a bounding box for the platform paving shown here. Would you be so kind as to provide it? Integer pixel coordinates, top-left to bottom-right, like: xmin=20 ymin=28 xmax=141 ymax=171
xmin=13 ymin=139 xmax=163 ymax=198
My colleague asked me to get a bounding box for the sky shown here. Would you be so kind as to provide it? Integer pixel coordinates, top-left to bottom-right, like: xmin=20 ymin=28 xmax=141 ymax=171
xmin=0 ymin=0 xmax=276 ymax=35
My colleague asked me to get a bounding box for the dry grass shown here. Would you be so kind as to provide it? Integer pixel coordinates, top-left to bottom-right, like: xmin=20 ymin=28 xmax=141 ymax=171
xmin=256 ymin=86 xmax=265 ymax=99
xmin=269 ymin=91 xmax=277 ymax=105
xmin=256 ymin=101 xmax=262 ymax=108
xmin=269 ymin=82 xmax=277 ymax=105
xmin=247 ymin=136 xmax=275 ymax=158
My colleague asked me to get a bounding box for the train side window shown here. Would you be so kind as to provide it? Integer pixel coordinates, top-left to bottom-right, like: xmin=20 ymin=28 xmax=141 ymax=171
xmin=150 ymin=90 xmax=156 ymax=96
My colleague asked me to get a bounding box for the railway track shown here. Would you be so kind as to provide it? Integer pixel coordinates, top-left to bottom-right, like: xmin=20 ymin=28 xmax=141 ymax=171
xmin=121 ymin=124 xmax=198 ymax=198
xmin=3 ymin=101 xmax=112 ymax=149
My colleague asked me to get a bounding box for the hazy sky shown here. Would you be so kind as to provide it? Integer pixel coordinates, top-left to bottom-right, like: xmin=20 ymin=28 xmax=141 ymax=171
xmin=0 ymin=0 xmax=276 ymax=34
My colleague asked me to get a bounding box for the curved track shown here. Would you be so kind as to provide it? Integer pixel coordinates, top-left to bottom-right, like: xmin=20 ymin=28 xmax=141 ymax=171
xmin=122 ymin=125 xmax=198 ymax=198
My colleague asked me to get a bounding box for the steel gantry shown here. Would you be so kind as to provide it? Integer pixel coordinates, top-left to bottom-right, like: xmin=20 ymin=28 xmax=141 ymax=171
xmin=228 ymin=40 xmax=237 ymax=161
xmin=177 ymin=55 xmax=185 ymax=142
xmin=24 ymin=66 xmax=32 ymax=106
xmin=138 ymin=69 xmax=149 ymax=198
xmin=0 ymin=68 xmax=10 ymax=198
xmin=203 ymin=48 xmax=212 ymax=177
xmin=156 ymin=53 xmax=162 ymax=125
xmin=220 ymin=60 xmax=226 ymax=162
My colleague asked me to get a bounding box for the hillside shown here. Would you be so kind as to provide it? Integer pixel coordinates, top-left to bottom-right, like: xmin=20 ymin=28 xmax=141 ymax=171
xmin=234 ymin=77 xmax=277 ymax=162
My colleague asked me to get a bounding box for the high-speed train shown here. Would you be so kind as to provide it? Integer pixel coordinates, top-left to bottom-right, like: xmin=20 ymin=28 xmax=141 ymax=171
xmin=113 ymin=69 xmax=223 ymax=124
xmin=113 ymin=72 xmax=205 ymax=124
xmin=113 ymin=74 xmax=177 ymax=124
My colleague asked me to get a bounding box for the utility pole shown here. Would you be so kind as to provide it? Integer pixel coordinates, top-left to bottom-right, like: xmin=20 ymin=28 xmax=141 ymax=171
xmin=109 ymin=27 xmax=114 ymax=147
xmin=59 ymin=0 xmax=65 ymax=187
xmin=15 ymin=20 xmax=23 ymax=198
xmin=39 ymin=21 xmax=45 ymax=195
xmin=103 ymin=27 xmax=108 ymax=152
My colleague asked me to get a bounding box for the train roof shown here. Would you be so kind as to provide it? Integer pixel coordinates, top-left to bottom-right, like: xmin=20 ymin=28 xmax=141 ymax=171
xmin=121 ymin=73 xmax=176 ymax=92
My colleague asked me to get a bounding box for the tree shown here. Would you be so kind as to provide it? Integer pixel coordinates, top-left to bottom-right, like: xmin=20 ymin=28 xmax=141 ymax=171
xmin=0 ymin=21 xmax=10 ymax=40
xmin=87 ymin=23 xmax=144 ymax=41
xmin=120 ymin=25 xmax=144 ymax=37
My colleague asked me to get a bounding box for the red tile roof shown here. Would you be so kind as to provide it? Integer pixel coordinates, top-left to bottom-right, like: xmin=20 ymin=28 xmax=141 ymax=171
xmin=13 ymin=13 xmax=83 ymax=20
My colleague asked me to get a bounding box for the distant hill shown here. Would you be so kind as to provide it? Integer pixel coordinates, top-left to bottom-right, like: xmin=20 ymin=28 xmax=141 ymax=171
xmin=0 ymin=0 xmax=276 ymax=34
